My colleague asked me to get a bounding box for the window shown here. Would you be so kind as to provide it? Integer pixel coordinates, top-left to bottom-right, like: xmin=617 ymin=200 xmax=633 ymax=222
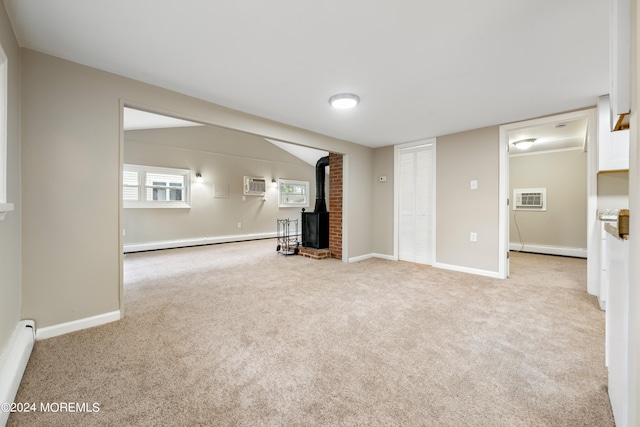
xmin=0 ymin=43 xmax=13 ymax=220
xmin=123 ymin=164 xmax=190 ymax=208
xmin=278 ymin=179 xmax=309 ymax=208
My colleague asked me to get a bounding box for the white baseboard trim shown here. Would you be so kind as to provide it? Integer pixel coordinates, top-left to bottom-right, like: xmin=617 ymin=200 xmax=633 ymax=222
xmin=348 ymin=253 xmax=374 ymax=263
xmin=0 ymin=320 xmax=35 ymax=426
xmin=434 ymin=262 xmax=503 ymax=279
xmin=36 ymin=311 xmax=121 ymax=341
xmin=372 ymin=253 xmax=396 ymax=261
xmin=349 ymin=253 xmax=397 ymax=263
xmin=509 ymin=243 xmax=587 ymax=258
xmin=124 ymin=232 xmax=277 ymax=253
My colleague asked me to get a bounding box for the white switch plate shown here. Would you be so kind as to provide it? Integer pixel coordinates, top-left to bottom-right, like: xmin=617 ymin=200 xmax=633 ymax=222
xmin=470 ymin=180 xmax=478 ymax=190
xmin=470 ymin=232 xmax=477 ymax=242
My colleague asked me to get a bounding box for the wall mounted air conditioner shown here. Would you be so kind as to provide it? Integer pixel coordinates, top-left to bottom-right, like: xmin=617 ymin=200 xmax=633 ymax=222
xmin=244 ymin=176 xmax=266 ymax=196
xmin=513 ymin=188 xmax=547 ymax=211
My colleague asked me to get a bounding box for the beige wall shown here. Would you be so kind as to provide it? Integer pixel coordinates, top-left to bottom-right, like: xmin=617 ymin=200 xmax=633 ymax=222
xmin=372 ymin=145 xmax=394 ymax=256
xmin=20 ymin=49 xmax=373 ymax=328
xmin=0 ymin=3 xmax=22 ymax=355
xmin=597 ymin=171 xmax=629 ymax=209
xmin=124 ymin=125 xmax=317 ymax=245
xmin=436 ymin=126 xmax=500 ymax=273
xmin=510 ymin=149 xmax=587 ymax=251
xmin=370 ymin=127 xmax=502 ymax=272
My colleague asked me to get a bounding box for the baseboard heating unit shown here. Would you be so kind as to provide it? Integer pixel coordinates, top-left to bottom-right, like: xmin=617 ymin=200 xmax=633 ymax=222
xmin=0 ymin=320 xmax=35 ymax=426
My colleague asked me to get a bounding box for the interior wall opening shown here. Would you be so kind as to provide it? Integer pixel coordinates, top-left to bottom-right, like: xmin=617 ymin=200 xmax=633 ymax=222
xmin=120 ymin=106 xmax=345 ymax=308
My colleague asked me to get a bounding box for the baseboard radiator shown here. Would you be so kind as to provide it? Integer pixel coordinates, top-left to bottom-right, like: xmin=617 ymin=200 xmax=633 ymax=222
xmin=0 ymin=320 xmax=35 ymax=426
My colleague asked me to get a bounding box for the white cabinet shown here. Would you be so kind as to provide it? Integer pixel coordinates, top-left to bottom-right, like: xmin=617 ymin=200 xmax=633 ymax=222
xmin=610 ymin=0 xmax=631 ymax=119
xmin=598 ymin=95 xmax=629 ymax=172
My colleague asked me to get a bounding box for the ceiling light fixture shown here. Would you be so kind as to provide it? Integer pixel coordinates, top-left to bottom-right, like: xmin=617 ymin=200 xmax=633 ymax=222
xmin=329 ymin=93 xmax=360 ymax=109
xmin=512 ymin=138 xmax=536 ymax=150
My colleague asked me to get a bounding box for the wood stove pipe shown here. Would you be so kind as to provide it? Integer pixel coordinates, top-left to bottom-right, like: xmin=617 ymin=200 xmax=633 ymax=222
xmin=314 ymin=155 xmax=330 ymax=213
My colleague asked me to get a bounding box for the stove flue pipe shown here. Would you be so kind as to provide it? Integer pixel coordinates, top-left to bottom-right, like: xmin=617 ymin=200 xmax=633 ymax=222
xmin=314 ymin=155 xmax=330 ymax=213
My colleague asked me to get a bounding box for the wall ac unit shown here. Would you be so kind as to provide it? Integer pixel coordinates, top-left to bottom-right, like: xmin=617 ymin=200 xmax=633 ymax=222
xmin=244 ymin=176 xmax=266 ymax=196
xmin=513 ymin=188 xmax=546 ymax=211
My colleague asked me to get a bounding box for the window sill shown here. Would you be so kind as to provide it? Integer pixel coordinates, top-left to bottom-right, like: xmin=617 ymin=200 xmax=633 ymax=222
xmin=124 ymin=202 xmax=190 ymax=209
xmin=0 ymin=202 xmax=14 ymax=220
xmin=279 ymin=204 xmax=310 ymax=208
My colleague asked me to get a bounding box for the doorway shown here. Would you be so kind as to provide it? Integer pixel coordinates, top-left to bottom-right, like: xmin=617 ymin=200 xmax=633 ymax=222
xmin=498 ymin=109 xmax=598 ymax=286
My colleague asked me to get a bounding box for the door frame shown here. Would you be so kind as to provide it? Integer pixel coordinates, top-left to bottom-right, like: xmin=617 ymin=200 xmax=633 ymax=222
xmin=498 ymin=108 xmax=598 ymax=285
xmin=393 ymin=138 xmax=437 ymax=262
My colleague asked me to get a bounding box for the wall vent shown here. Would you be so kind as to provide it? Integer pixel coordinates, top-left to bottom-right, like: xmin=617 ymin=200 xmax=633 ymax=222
xmin=244 ymin=176 xmax=266 ymax=196
xmin=513 ymin=188 xmax=546 ymax=211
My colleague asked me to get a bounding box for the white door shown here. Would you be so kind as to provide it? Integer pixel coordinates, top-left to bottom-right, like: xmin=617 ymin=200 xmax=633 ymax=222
xmin=398 ymin=143 xmax=434 ymax=264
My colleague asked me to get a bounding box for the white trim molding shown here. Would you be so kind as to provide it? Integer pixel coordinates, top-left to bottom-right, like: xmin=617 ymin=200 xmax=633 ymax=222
xmin=433 ymin=262 xmax=503 ymax=279
xmin=36 ymin=311 xmax=121 ymax=341
xmin=348 ymin=253 xmax=397 ymax=263
xmin=348 ymin=253 xmax=374 ymax=263
xmin=0 ymin=202 xmax=13 ymax=220
xmin=123 ymin=232 xmax=277 ymax=253
xmin=509 ymin=244 xmax=587 ymax=258
xmin=372 ymin=253 xmax=396 ymax=261
xmin=0 ymin=320 xmax=35 ymax=426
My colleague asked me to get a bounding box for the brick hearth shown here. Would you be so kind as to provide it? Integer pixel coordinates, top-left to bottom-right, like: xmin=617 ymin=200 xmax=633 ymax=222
xmin=298 ymin=247 xmax=331 ymax=260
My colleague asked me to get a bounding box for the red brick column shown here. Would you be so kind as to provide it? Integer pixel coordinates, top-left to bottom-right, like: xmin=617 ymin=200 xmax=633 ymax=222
xmin=329 ymin=153 xmax=343 ymax=260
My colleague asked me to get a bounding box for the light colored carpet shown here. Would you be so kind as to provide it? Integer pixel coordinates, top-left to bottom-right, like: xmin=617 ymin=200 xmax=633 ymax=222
xmin=9 ymin=240 xmax=613 ymax=426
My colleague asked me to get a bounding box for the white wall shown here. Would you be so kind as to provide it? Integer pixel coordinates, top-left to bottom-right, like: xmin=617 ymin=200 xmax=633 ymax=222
xmin=626 ymin=0 xmax=639 ymax=422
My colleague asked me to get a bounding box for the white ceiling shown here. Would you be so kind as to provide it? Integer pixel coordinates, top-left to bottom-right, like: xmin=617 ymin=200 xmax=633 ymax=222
xmin=5 ymin=0 xmax=610 ymax=148
xmin=508 ymin=117 xmax=588 ymax=154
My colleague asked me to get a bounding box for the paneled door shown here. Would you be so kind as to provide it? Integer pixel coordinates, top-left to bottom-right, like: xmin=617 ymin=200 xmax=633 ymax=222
xmin=398 ymin=142 xmax=434 ymax=264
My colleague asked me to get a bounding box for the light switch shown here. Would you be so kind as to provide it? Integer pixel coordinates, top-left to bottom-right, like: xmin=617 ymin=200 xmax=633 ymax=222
xmin=470 ymin=180 xmax=478 ymax=190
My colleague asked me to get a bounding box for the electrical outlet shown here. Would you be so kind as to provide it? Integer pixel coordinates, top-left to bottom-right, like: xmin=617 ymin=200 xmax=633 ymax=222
xmin=470 ymin=232 xmax=477 ymax=242
xmin=237 ymin=222 xmax=242 ymax=229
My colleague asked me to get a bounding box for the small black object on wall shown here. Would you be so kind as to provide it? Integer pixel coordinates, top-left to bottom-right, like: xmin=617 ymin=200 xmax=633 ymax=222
xmin=301 ymin=155 xmax=330 ymax=249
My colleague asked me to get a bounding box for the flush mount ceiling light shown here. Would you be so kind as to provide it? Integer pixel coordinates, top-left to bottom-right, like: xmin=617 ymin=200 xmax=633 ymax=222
xmin=512 ymin=138 xmax=536 ymax=150
xmin=329 ymin=93 xmax=360 ymax=109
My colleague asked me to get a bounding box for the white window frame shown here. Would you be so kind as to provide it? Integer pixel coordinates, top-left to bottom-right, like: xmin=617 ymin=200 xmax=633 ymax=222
xmin=123 ymin=164 xmax=191 ymax=209
xmin=278 ymin=179 xmax=310 ymax=208
xmin=0 ymin=43 xmax=13 ymax=220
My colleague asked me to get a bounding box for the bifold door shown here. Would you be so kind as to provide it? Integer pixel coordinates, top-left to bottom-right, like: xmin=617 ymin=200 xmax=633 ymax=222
xmin=398 ymin=143 xmax=434 ymax=264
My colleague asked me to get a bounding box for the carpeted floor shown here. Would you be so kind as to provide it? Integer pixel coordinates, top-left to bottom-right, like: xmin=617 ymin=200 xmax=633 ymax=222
xmin=8 ymin=240 xmax=614 ymax=426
